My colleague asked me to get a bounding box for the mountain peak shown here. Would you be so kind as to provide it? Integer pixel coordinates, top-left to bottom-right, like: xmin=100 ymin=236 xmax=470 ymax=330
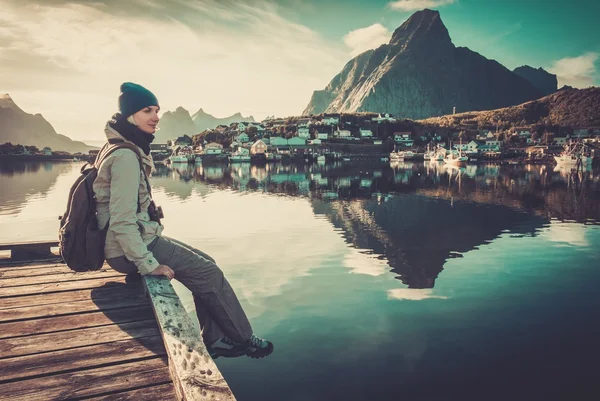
xmin=0 ymin=93 xmax=25 ymax=113
xmin=389 ymin=9 xmax=452 ymax=49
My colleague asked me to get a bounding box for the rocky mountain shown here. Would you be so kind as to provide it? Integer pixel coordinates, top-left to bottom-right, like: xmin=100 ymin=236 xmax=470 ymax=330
xmin=191 ymin=109 xmax=254 ymax=132
xmin=0 ymin=94 xmax=93 ymax=153
xmin=155 ymin=107 xmax=255 ymax=143
xmin=303 ymin=9 xmax=545 ymax=119
xmin=419 ymin=86 xmax=600 ymax=128
xmin=513 ymin=66 xmax=558 ymax=97
xmin=154 ymin=107 xmax=197 ymax=143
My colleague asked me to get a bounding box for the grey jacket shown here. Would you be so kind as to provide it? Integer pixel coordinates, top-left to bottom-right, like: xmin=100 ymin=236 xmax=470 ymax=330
xmin=93 ymin=123 xmax=163 ymax=275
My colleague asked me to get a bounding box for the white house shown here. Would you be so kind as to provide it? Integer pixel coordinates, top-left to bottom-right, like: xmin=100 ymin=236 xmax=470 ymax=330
xmin=454 ymin=141 xmax=480 ymax=152
xmin=204 ymin=142 xmax=223 ymax=155
xmin=335 ymin=129 xmax=352 ymax=139
xmin=485 ymin=139 xmax=502 ymax=151
xmin=360 ymin=128 xmax=373 ymax=138
xmin=372 ymin=113 xmax=396 ymax=123
xmin=323 ymin=117 xmax=339 ymax=125
xmin=317 ymin=132 xmax=329 ymax=140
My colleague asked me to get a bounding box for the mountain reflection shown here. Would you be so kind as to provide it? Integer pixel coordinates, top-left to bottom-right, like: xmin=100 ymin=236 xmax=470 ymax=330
xmin=150 ymin=161 xmax=598 ymax=288
xmin=0 ymin=160 xmax=73 ymax=215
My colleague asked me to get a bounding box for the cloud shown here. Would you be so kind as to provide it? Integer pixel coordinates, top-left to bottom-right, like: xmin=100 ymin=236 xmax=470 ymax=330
xmin=344 ymin=23 xmax=391 ymax=57
xmin=387 ymin=288 xmax=448 ymax=301
xmin=0 ymin=0 xmax=348 ymax=142
xmin=388 ymin=0 xmax=455 ymax=11
xmin=547 ymin=52 xmax=598 ymax=88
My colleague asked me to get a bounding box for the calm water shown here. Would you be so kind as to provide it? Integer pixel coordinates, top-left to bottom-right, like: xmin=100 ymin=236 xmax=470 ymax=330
xmin=2 ymin=159 xmax=600 ymax=401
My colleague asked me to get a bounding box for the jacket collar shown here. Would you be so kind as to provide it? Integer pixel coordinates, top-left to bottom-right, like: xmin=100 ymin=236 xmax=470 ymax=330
xmin=104 ymin=122 xmax=155 ymax=174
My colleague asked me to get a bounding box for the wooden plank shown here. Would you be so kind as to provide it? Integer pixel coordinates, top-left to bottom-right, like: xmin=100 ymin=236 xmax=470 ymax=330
xmin=0 ymin=292 xmax=148 ymax=323
xmin=0 ymin=241 xmax=59 ymax=251
xmin=0 ymin=275 xmax=131 ymax=298
xmin=0 ymin=259 xmax=65 ymax=270
xmin=0 ymin=285 xmax=141 ymax=310
xmin=144 ymin=276 xmax=236 ymax=401
xmin=0 ymin=265 xmax=112 ymax=279
xmin=0 ymin=270 xmax=125 ymax=288
xmin=0 ymin=319 xmax=160 ymax=358
xmin=0 ymin=356 xmax=171 ymax=401
xmin=0 ymin=336 xmax=166 ymax=383
xmin=0 ymin=305 xmax=155 ymax=339
xmin=84 ymin=383 xmax=177 ymax=401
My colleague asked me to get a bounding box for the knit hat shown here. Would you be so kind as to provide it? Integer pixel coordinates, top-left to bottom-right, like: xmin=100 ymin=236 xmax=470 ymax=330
xmin=118 ymin=82 xmax=159 ymax=118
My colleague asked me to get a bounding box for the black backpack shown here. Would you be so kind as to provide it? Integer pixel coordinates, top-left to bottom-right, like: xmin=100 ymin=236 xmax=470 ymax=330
xmin=58 ymin=140 xmax=144 ymax=271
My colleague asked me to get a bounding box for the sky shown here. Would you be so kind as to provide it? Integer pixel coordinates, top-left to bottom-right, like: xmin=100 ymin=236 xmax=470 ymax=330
xmin=0 ymin=0 xmax=598 ymax=143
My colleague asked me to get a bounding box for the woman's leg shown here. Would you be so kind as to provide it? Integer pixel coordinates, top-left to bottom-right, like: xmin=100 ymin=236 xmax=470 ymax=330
xmin=149 ymin=236 xmax=253 ymax=345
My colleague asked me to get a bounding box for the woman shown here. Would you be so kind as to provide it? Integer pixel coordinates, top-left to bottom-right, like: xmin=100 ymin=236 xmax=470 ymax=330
xmin=93 ymin=82 xmax=273 ymax=359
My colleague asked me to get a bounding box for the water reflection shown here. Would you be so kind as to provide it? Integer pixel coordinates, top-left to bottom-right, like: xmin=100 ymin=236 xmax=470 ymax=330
xmin=0 ymin=160 xmax=74 ymax=215
xmin=151 ymin=161 xmax=600 ymax=224
xmin=147 ymin=161 xmax=600 ymax=288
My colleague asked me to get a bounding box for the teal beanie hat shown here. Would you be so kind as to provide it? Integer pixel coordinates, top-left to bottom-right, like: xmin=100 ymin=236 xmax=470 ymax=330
xmin=118 ymin=82 xmax=159 ymax=118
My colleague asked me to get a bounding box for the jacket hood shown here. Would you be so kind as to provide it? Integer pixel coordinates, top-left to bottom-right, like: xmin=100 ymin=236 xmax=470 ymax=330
xmin=104 ymin=121 xmax=155 ymax=174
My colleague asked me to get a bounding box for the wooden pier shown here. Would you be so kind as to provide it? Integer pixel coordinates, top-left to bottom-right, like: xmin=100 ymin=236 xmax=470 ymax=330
xmin=0 ymin=242 xmax=236 ymax=400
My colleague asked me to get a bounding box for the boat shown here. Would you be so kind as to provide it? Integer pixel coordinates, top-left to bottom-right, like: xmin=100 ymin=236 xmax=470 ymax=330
xmin=389 ymin=150 xmax=416 ymax=161
xmin=554 ymin=143 xmax=593 ymax=166
xmin=443 ymin=150 xmax=468 ymax=166
xmin=169 ymin=155 xmax=189 ymax=163
xmin=423 ymin=143 xmax=438 ymax=161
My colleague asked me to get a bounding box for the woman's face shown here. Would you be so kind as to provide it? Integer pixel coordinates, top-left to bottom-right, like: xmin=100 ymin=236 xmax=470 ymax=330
xmin=132 ymin=106 xmax=160 ymax=134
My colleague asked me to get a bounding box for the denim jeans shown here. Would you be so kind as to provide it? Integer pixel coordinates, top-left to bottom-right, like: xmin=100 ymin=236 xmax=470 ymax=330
xmin=106 ymin=236 xmax=253 ymax=344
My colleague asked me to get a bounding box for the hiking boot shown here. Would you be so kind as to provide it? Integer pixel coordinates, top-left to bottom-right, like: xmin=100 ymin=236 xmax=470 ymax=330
xmin=206 ymin=337 xmax=248 ymax=359
xmin=245 ymin=334 xmax=274 ymax=359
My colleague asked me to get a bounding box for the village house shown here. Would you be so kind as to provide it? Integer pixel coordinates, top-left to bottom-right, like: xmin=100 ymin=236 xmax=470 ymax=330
xmin=454 ymin=141 xmax=481 ymax=153
xmin=204 ymin=142 xmax=223 ymax=155
xmin=360 ymin=128 xmax=373 ymax=138
xmin=323 ymin=117 xmax=339 ymax=126
xmin=372 ymin=113 xmax=396 ymax=123
xmin=237 ymin=122 xmax=247 ymax=132
xmin=287 ymin=137 xmax=307 ymax=146
xmin=309 ymin=138 xmax=322 ymax=145
xmin=270 ymin=137 xmax=288 ymax=147
xmin=237 ymin=133 xmax=250 ymax=143
xmin=485 ymin=139 xmax=502 ymax=151
xmin=394 ymin=132 xmax=414 ymax=147
xmin=297 ymin=124 xmax=311 ymax=139
xmin=335 ymin=129 xmax=352 ymax=139
xmin=572 ymin=128 xmax=590 ymax=139
xmin=317 ymin=132 xmax=329 ymax=141
xmin=373 ymin=140 xmax=383 ymax=145
xmin=554 ymin=137 xmax=568 ymax=146
xmin=42 ymin=147 xmax=52 ymax=156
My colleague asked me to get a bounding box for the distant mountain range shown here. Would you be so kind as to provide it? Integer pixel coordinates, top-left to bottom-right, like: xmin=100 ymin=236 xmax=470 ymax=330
xmin=154 ymin=107 xmax=254 ymax=142
xmin=303 ymin=9 xmax=557 ymax=119
xmin=0 ymin=94 xmax=93 ymax=153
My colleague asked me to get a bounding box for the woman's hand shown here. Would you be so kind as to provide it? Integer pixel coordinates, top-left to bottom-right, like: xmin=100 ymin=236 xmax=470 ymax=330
xmin=149 ymin=264 xmax=175 ymax=280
